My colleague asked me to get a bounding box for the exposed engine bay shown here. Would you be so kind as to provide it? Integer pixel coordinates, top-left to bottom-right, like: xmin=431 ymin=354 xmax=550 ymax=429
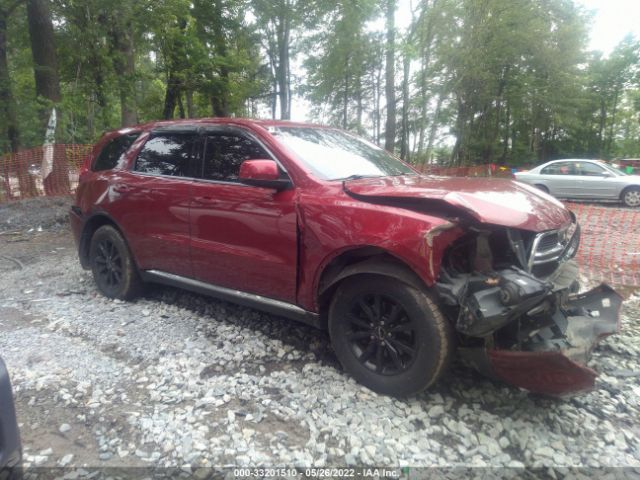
xmin=435 ymin=215 xmax=622 ymax=396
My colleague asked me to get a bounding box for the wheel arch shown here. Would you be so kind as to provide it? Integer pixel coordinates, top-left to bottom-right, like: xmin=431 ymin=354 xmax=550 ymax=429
xmin=315 ymin=247 xmax=428 ymax=327
xmin=620 ymin=184 xmax=640 ymax=202
xmin=78 ymin=213 xmax=129 ymax=269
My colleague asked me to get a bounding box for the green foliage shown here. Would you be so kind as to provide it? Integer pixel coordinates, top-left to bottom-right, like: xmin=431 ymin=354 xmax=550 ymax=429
xmin=1 ymin=0 xmax=639 ymax=165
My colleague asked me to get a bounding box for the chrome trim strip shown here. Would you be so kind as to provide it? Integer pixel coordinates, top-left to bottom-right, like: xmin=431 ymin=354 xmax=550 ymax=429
xmin=141 ymin=270 xmax=322 ymax=329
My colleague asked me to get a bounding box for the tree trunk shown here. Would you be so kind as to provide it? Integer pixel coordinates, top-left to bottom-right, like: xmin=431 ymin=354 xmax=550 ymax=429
xmin=451 ymin=97 xmax=467 ymax=165
xmin=26 ymin=0 xmax=60 ymax=104
xmin=266 ymin=45 xmax=278 ymax=119
xmin=598 ymin=99 xmax=606 ymax=157
xmin=375 ymin=62 xmax=382 ymax=144
xmin=356 ymin=75 xmax=363 ymax=132
xmin=501 ymin=100 xmax=511 ymax=162
xmin=177 ymin=92 xmax=186 ymax=119
xmin=417 ymin=0 xmax=437 ymax=157
xmin=342 ymin=56 xmax=350 ymax=129
xmin=0 ymin=13 xmax=20 ymax=153
xmin=186 ymin=90 xmax=195 ymax=118
xmin=27 ymin=0 xmax=69 ymax=195
xmin=1 ymin=8 xmax=34 ymax=199
xmin=606 ymin=87 xmax=620 ymax=157
xmin=384 ymin=0 xmax=396 ymax=152
xmin=399 ymin=53 xmax=410 ymax=160
xmin=275 ymin=7 xmax=291 ymax=120
xmin=109 ymin=20 xmax=138 ymax=126
xmin=425 ymin=92 xmax=443 ymax=165
xmin=163 ymin=71 xmax=180 ymax=119
xmin=211 ymin=0 xmax=230 ymax=117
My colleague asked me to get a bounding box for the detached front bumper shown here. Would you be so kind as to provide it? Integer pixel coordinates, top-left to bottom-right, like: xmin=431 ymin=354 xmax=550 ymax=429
xmin=460 ymin=284 xmax=622 ymax=396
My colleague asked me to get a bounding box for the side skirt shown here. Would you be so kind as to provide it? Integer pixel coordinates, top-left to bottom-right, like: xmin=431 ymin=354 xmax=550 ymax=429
xmin=140 ymin=270 xmax=323 ymax=329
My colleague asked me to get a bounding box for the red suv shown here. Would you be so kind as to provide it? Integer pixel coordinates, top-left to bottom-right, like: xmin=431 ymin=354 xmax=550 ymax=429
xmin=70 ymin=119 xmax=621 ymax=396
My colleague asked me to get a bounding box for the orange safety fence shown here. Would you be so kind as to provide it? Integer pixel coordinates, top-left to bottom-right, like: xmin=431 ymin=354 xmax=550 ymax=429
xmin=0 ymin=144 xmax=92 ymax=203
xmin=0 ymin=146 xmax=638 ymax=287
xmin=418 ymin=163 xmax=515 ymax=177
xmin=567 ymin=202 xmax=640 ymax=288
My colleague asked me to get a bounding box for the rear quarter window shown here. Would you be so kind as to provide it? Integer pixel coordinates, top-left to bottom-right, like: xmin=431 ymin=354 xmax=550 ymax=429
xmin=93 ymin=133 xmax=140 ymax=171
xmin=134 ymin=134 xmax=199 ymax=177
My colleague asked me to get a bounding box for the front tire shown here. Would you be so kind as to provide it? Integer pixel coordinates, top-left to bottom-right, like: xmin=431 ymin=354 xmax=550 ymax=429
xmin=89 ymin=225 xmax=142 ymax=300
xmin=328 ymin=275 xmax=453 ymax=396
xmin=622 ymin=187 xmax=640 ymax=208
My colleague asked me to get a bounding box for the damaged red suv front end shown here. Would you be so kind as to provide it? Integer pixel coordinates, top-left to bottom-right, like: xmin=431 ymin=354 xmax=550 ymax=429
xmin=345 ymin=175 xmax=622 ymax=396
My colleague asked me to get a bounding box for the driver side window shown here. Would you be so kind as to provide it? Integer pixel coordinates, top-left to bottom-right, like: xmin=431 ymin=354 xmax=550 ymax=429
xmin=201 ymin=133 xmax=271 ymax=182
xmin=576 ymin=162 xmax=606 ymax=176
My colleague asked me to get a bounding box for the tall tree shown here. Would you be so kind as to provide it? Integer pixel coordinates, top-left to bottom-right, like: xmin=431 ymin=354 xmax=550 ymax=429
xmin=384 ymin=0 xmax=397 ymax=152
xmin=253 ymin=0 xmax=295 ymax=119
xmin=27 ymin=0 xmax=69 ymax=194
xmin=0 ymin=0 xmax=21 ymax=153
xmin=107 ymin=1 xmax=138 ymax=126
xmin=303 ymin=0 xmax=380 ymax=132
xmin=0 ymin=0 xmax=38 ymax=198
xmin=26 ymin=0 xmax=60 ymax=105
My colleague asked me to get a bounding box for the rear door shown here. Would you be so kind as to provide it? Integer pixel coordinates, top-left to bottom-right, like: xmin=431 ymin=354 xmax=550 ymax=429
xmin=115 ymin=130 xmax=199 ymax=277
xmin=189 ymin=127 xmax=298 ymax=303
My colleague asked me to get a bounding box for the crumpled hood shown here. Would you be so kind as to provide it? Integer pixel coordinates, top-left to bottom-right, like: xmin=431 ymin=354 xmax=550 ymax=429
xmin=344 ymin=175 xmax=572 ymax=232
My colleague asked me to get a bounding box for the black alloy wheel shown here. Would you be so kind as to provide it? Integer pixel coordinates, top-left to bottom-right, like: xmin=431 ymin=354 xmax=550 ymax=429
xmin=329 ymin=275 xmax=453 ymax=396
xmin=89 ymin=225 xmax=142 ymax=300
xmin=345 ymin=293 xmax=417 ymax=376
xmin=94 ymin=238 xmax=123 ymax=289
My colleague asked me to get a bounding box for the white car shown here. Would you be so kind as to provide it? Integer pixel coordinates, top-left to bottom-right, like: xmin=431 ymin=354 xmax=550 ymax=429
xmin=514 ymin=159 xmax=640 ymax=207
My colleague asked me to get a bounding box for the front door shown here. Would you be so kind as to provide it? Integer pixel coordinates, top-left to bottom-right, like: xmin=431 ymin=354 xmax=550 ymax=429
xmin=574 ymin=161 xmax=619 ymax=198
xmin=189 ymin=128 xmax=298 ymax=303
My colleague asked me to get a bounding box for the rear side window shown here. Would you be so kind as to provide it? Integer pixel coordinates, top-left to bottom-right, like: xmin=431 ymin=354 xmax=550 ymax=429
xmin=201 ymin=133 xmax=271 ymax=182
xmin=135 ymin=134 xmax=198 ymax=177
xmin=93 ymin=133 xmax=140 ymax=171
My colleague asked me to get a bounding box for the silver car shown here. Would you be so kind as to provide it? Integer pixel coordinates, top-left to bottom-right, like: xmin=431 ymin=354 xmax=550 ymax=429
xmin=514 ymin=159 xmax=640 ymax=207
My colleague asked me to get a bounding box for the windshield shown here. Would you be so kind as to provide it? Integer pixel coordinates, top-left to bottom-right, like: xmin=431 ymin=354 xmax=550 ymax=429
xmin=270 ymin=127 xmax=416 ymax=181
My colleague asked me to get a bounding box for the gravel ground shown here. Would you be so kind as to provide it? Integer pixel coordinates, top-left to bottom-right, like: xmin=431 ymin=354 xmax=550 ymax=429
xmin=1 ymin=199 xmax=640 ymax=477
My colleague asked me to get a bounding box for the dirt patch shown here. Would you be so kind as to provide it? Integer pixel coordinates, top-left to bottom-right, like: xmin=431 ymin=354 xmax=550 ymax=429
xmin=0 ymin=196 xmax=73 ymax=233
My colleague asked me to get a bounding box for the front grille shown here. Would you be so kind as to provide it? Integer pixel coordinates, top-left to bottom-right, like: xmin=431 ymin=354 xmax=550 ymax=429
xmin=527 ymin=223 xmax=579 ymax=271
xmin=537 ymin=232 xmax=559 ymax=252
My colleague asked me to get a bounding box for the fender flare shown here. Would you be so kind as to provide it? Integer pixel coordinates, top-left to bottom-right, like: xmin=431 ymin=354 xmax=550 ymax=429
xmin=318 ymin=256 xmax=427 ymax=297
xmin=78 ymin=212 xmax=129 ymax=269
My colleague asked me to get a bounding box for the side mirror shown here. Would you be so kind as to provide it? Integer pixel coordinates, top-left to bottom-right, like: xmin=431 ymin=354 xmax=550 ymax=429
xmin=239 ymin=159 xmax=291 ymax=191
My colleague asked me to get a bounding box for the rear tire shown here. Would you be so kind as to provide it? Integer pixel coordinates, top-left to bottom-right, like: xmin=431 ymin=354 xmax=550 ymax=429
xmin=89 ymin=225 xmax=142 ymax=300
xmin=622 ymin=187 xmax=640 ymax=208
xmin=328 ymin=275 xmax=453 ymax=396
xmin=534 ymin=184 xmax=549 ymax=194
